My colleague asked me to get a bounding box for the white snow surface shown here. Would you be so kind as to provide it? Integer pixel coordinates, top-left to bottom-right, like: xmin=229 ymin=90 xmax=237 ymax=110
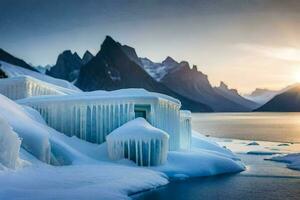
xmin=0 ymin=88 xmax=246 ymax=199
xmin=0 ymin=117 xmax=22 ymax=169
xmin=18 ymin=88 xmax=181 ymax=105
xmin=0 ymin=61 xmax=81 ymax=92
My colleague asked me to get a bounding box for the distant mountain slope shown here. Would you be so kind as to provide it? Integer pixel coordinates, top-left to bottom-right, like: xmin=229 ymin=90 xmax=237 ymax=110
xmin=244 ymin=88 xmax=279 ymax=105
xmin=214 ymin=82 xmax=259 ymax=110
xmin=160 ymin=61 xmax=251 ymax=112
xmin=255 ymin=84 xmax=300 ymax=112
xmin=0 ymin=49 xmax=38 ymax=72
xmin=245 ymin=84 xmax=299 ymax=105
xmin=76 ymin=36 xmax=212 ymax=112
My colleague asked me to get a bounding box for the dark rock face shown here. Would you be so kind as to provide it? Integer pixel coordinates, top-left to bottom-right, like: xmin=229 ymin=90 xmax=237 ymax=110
xmin=214 ymin=81 xmax=259 ymax=110
xmin=255 ymin=84 xmax=300 ymax=112
xmin=0 ymin=48 xmax=38 ymax=72
xmin=0 ymin=67 xmax=7 ymax=78
xmin=161 ymin=62 xmax=251 ymax=112
xmin=47 ymin=50 xmax=83 ymax=82
xmin=82 ymin=50 xmax=94 ymax=65
xmin=76 ymin=36 xmax=212 ymax=112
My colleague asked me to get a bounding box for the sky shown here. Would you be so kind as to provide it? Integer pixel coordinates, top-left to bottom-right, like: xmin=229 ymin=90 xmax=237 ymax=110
xmin=1 ymin=0 xmax=300 ymax=93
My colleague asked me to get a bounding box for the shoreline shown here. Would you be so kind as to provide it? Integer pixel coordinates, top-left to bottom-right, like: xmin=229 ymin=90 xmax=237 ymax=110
xmin=131 ymin=137 xmax=300 ymax=199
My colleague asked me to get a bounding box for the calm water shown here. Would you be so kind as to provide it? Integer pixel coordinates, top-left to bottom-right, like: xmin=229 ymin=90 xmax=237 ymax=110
xmin=134 ymin=113 xmax=300 ymax=200
xmin=192 ymin=112 xmax=300 ymax=143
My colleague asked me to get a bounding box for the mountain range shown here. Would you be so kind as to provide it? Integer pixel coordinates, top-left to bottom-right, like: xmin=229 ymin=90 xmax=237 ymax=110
xmin=3 ymin=35 xmax=298 ymax=112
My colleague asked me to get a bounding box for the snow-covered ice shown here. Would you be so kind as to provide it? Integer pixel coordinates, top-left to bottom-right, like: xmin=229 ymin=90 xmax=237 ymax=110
xmin=0 ymin=76 xmax=78 ymax=100
xmin=18 ymin=88 xmax=183 ymax=150
xmin=268 ymin=154 xmax=300 ymax=171
xmin=0 ymin=61 xmax=81 ymax=91
xmin=107 ymin=118 xmax=169 ymax=166
xmin=0 ymin=117 xmax=21 ymax=169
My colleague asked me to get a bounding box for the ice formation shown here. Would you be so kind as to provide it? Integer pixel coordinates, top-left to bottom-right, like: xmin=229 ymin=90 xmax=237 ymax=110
xmin=0 ymin=94 xmax=51 ymax=163
xmin=106 ymin=118 xmax=169 ymax=166
xmin=0 ymin=93 xmax=92 ymax=165
xmin=0 ymin=117 xmax=21 ymax=169
xmin=0 ymin=61 xmax=81 ymax=91
xmin=179 ymin=110 xmax=192 ymax=150
xmin=269 ymin=153 xmax=300 ymax=171
xmin=18 ymin=88 xmax=182 ymax=150
xmin=0 ymin=76 xmax=78 ymax=100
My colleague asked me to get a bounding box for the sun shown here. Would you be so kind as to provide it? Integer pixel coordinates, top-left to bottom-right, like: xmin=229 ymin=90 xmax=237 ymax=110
xmin=293 ymin=71 xmax=300 ymax=83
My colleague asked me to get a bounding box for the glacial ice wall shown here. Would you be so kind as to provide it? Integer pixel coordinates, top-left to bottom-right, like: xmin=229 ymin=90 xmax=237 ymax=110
xmin=0 ymin=117 xmax=21 ymax=169
xmin=179 ymin=110 xmax=192 ymax=150
xmin=0 ymin=76 xmax=78 ymax=100
xmin=106 ymin=118 xmax=169 ymax=166
xmin=19 ymin=89 xmax=182 ymax=150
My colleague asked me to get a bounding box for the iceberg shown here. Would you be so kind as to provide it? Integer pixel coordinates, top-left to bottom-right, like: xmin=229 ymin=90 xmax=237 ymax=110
xmin=106 ymin=118 xmax=169 ymax=166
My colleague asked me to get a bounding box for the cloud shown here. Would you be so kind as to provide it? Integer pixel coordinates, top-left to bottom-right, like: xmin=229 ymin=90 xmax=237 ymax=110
xmin=236 ymin=43 xmax=300 ymax=61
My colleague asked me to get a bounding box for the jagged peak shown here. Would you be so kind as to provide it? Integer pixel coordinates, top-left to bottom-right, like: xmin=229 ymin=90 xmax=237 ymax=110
xmin=219 ymin=81 xmax=228 ymax=89
xmin=83 ymin=50 xmax=93 ymax=57
xmin=192 ymin=65 xmax=198 ymax=71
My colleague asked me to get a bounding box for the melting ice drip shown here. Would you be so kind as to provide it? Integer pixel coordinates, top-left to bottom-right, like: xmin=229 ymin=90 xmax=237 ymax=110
xmin=106 ymin=118 xmax=169 ymax=166
xmin=19 ymin=89 xmax=184 ymax=151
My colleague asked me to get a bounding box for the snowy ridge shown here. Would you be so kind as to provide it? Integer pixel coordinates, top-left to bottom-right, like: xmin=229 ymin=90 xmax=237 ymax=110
xmin=139 ymin=57 xmax=178 ymax=81
xmin=0 ymin=61 xmax=81 ymax=91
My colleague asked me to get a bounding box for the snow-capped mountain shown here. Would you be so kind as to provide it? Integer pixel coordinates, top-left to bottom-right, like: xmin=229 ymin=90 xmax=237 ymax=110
xmin=139 ymin=56 xmax=178 ymax=81
xmin=75 ymin=36 xmax=212 ymax=112
xmin=214 ymin=81 xmax=259 ymax=110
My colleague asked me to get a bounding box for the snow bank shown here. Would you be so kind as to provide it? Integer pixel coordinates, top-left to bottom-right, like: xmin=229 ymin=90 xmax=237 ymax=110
xmin=152 ymin=131 xmax=245 ymax=178
xmin=0 ymin=117 xmax=21 ymax=169
xmin=0 ymin=155 xmax=168 ymax=200
xmin=107 ymin=118 xmax=169 ymax=166
xmin=0 ymin=61 xmax=81 ymax=91
xmin=269 ymin=154 xmax=300 ymax=171
xmin=153 ymin=150 xmax=245 ymax=178
xmin=0 ymin=76 xmax=78 ymax=100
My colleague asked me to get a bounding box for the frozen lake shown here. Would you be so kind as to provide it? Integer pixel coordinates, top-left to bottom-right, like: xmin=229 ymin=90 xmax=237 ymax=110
xmin=192 ymin=112 xmax=300 ymax=143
